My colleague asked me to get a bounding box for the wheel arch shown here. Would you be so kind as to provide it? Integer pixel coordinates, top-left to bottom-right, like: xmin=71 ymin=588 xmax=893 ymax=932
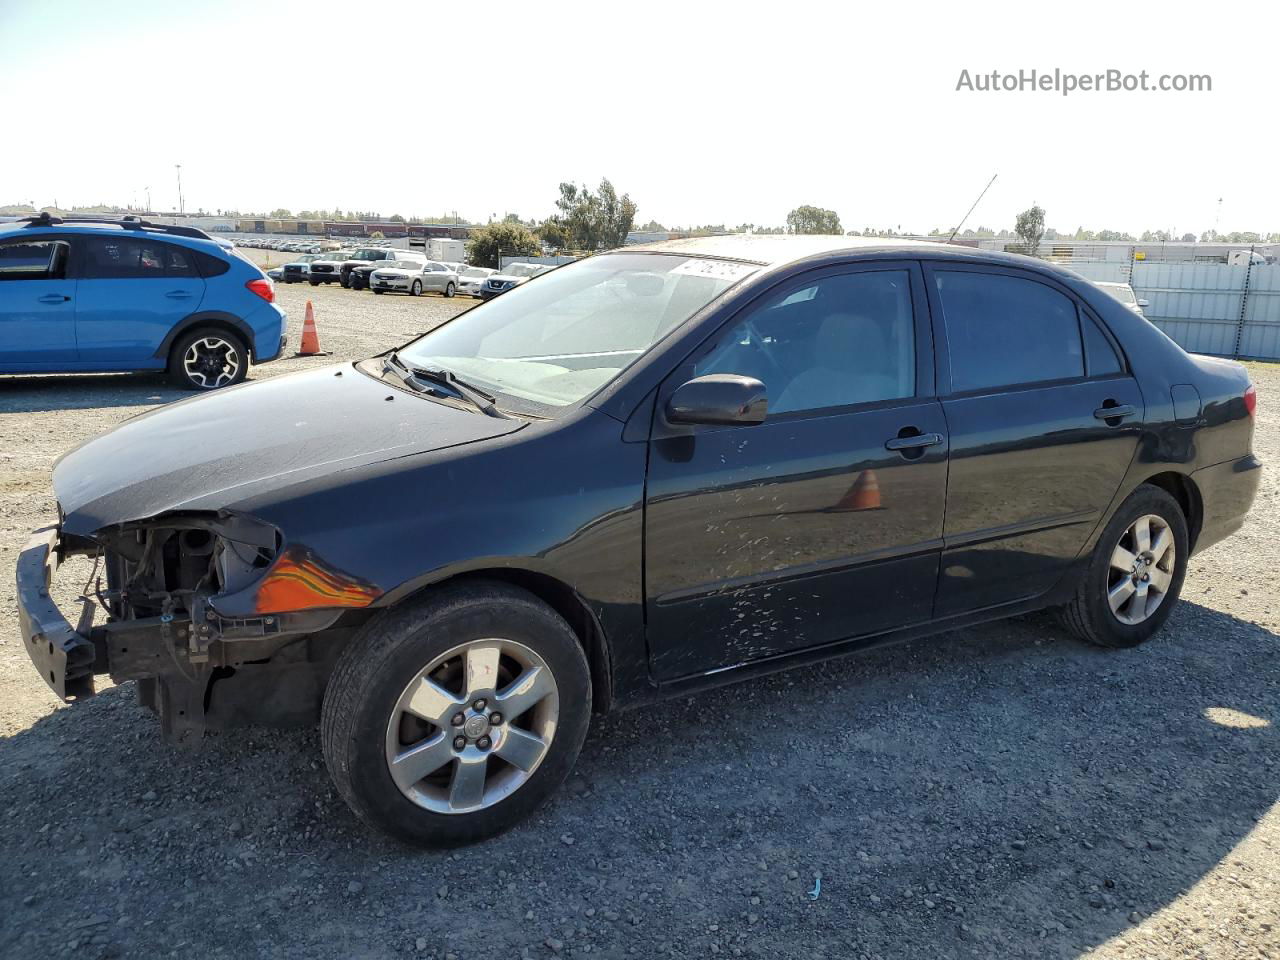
xmin=156 ymin=311 xmax=255 ymax=363
xmin=1138 ymin=470 xmax=1204 ymax=550
xmin=387 ymin=567 xmax=614 ymax=715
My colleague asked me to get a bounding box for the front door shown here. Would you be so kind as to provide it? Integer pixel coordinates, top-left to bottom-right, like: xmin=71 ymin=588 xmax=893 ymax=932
xmin=924 ymin=264 xmax=1144 ymax=615
xmin=73 ymin=235 xmax=205 ymax=365
xmin=0 ymin=236 xmax=77 ymax=366
xmin=644 ymin=262 xmax=948 ymax=681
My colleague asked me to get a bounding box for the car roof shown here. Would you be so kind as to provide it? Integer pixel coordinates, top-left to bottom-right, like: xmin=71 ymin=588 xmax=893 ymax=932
xmin=622 ymin=233 xmax=1043 ymax=270
xmin=0 ymin=219 xmax=230 ymax=257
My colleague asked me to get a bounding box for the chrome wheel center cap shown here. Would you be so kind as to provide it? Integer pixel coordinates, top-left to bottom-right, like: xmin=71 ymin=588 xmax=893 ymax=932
xmin=463 ymin=715 xmax=489 ymax=739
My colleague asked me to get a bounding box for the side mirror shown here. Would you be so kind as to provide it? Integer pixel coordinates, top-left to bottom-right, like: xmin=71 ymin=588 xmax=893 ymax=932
xmin=667 ymin=374 xmax=767 ymax=426
xmin=1136 ymin=298 xmax=1150 ymax=307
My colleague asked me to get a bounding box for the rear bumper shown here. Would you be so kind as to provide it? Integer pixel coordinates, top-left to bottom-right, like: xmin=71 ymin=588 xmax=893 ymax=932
xmin=250 ymin=305 xmax=288 ymax=363
xmin=1191 ymin=453 xmax=1263 ymax=554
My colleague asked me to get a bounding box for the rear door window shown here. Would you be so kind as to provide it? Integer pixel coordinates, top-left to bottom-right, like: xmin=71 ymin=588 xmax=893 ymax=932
xmin=80 ymin=236 xmax=202 ymax=279
xmin=934 ymin=270 xmax=1084 ymax=392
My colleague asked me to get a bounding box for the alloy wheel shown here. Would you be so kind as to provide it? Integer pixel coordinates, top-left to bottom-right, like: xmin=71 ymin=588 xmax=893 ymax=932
xmin=384 ymin=638 xmax=559 ymax=814
xmin=1107 ymin=513 xmax=1176 ymax=625
xmin=182 ymin=336 xmax=241 ymax=389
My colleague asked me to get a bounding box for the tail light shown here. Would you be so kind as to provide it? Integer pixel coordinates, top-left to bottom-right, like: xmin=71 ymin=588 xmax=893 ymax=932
xmin=1243 ymin=384 xmax=1256 ymax=417
xmin=246 ymin=277 xmax=275 ymax=303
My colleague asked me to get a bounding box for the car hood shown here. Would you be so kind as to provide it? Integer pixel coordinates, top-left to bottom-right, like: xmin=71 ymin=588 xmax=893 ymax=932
xmin=54 ymin=363 xmax=524 ymax=536
xmin=372 ymin=269 xmax=413 ymax=278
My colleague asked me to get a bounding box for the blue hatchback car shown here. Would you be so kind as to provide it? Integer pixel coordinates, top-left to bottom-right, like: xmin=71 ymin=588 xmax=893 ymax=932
xmin=0 ymin=214 xmax=287 ymax=390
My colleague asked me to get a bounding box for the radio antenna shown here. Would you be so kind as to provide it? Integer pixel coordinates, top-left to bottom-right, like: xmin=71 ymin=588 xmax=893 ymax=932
xmin=947 ymin=173 xmax=998 ymax=243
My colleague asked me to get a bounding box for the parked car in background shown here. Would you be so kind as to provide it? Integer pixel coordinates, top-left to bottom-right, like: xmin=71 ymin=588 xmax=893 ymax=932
xmin=0 ymin=213 xmax=286 ymax=390
xmin=478 ymin=261 xmax=554 ymax=299
xmin=457 ymin=266 xmax=495 ymax=298
xmin=340 ymin=247 xmax=412 ymax=289
xmin=350 ymin=251 xmax=427 ymax=292
xmin=19 ymin=235 xmax=1260 ymax=847
xmin=281 ymin=253 xmax=330 ymax=284
xmin=307 ymin=250 xmax=353 ymax=285
xmin=370 ymin=260 xmax=458 ymax=297
xmin=1093 ymin=281 xmax=1149 ymax=317
xmin=266 ymin=265 xmax=284 ymax=281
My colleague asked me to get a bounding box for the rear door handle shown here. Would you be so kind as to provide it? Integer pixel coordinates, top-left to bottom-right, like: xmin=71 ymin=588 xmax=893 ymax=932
xmin=1094 ymin=404 xmax=1135 ymax=420
xmin=38 ymin=294 xmax=71 ymax=303
xmin=885 ymin=432 xmax=944 ymax=451
xmin=165 ymin=290 xmax=193 ymax=299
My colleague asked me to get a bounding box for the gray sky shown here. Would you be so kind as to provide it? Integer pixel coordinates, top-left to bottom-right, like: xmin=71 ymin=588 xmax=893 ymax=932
xmin=1 ymin=0 xmax=1275 ymax=235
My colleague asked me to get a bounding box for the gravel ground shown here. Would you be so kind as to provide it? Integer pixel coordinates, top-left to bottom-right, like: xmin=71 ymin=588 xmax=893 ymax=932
xmin=1 ymin=270 xmax=1278 ymax=960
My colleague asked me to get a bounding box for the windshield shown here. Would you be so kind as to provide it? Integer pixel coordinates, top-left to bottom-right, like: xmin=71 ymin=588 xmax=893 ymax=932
xmin=396 ymin=253 xmax=758 ymax=411
xmin=503 ymin=262 xmax=544 ymax=278
xmin=351 ymin=248 xmax=386 ymax=260
xmin=461 ymin=267 xmax=491 ymax=278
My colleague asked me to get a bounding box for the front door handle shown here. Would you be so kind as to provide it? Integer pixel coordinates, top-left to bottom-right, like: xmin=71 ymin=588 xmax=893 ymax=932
xmin=38 ymin=294 xmax=71 ymax=303
xmin=165 ymin=290 xmax=193 ymax=299
xmin=885 ymin=432 xmax=943 ymax=451
xmin=1094 ymin=403 xmax=1135 ymax=421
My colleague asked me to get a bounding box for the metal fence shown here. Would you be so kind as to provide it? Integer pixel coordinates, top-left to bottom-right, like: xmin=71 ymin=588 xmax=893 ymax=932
xmin=1065 ymin=261 xmax=1280 ymax=360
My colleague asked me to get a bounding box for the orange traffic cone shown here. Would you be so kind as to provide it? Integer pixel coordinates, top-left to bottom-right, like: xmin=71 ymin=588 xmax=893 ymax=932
xmin=829 ymin=469 xmax=882 ymax=512
xmin=296 ymin=300 xmax=324 ymax=356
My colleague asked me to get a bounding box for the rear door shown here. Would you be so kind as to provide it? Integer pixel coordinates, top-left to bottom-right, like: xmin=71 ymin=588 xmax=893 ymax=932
xmin=644 ymin=262 xmax=948 ymax=680
xmin=924 ymin=263 xmax=1143 ymax=615
xmin=73 ymin=236 xmax=206 ymax=365
xmin=0 ymin=235 xmax=77 ymax=366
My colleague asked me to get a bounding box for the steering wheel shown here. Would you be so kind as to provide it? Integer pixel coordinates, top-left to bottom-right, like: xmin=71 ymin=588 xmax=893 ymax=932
xmin=740 ymin=318 xmax=788 ymax=387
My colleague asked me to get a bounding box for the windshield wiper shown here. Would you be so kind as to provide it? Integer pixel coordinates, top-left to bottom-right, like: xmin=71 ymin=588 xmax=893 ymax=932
xmin=382 ymin=351 xmax=429 ymax=393
xmin=383 ymin=351 xmax=510 ymax=418
xmin=408 ymin=363 xmax=510 ymax=419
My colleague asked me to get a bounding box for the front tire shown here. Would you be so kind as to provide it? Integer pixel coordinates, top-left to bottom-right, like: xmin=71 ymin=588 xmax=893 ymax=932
xmin=168 ymin=327 xmax=248 ymax=391
xmin=410 ymin=280 xmax=422 ymax=297
xmin=1060 ymin=484 xmax=1189 ymax=648
xmin=321 ymin=582 xmax=592 ymax=846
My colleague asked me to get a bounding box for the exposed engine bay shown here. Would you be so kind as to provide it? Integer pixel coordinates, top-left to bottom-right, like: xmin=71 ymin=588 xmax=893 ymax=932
xmin=46 ymin=511 xmax=356 ymax=744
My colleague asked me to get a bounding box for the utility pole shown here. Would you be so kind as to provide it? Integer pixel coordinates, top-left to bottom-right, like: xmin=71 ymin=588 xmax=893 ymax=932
xmin=175 ymin=164 xmax=184 ymax=215
xmin=145 ymin=186 xmax=151 ymax=213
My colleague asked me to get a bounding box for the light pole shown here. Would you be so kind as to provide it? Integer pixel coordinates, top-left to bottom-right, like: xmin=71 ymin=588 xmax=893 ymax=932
xmin=175 ymin=164 xmax=184 ymax=215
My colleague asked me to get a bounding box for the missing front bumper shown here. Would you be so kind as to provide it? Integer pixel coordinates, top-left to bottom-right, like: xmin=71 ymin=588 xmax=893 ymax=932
xmin=16 ymin=528 xmax=98 ymax=700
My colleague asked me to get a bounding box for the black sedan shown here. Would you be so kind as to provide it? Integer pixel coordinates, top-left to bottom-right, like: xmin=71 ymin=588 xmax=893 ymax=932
xmin=18 ymin=236 xmax=1260 ymax=845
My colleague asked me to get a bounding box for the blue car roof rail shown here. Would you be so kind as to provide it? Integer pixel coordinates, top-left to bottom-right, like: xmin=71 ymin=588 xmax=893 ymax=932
xmin=19 ymin=212 xmax=212 ymax=240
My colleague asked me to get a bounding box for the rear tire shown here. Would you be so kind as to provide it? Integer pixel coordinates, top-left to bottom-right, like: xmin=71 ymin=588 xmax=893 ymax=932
xmin=1060 ymin=484 xmax=1188 ymax=648
xmin=444 ymin=282 xmax=456 ymax=298
xmin=168 ymin=327 xmax=248 ymax=391
xmin=322 ymin=582 xmax=591 ymax=846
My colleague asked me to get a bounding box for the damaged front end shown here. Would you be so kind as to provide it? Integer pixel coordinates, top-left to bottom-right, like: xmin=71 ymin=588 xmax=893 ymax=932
xmin=17 ymin=512 xmax=379 ymax=744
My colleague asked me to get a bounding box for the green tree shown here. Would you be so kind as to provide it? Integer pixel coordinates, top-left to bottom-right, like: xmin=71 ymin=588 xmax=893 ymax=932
xmin=555 ymin=178 xmax=637 ymax=251
xmin=785 ymin=205 xmax=842 ymax=235
xmin=467 ymin=222 xmax=542 ymax=269
xmin=1013 ymin=204 xmax=1046 ymax=256
xmin=269 ymin=208 xmax=292 ymax=219
xmin=537 ymin=218 xmax=571 ymax=251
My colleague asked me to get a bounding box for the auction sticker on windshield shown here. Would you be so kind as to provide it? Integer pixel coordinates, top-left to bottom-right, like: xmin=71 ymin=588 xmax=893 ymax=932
xmin=669 ymin=259 xmax=759 ymax=282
